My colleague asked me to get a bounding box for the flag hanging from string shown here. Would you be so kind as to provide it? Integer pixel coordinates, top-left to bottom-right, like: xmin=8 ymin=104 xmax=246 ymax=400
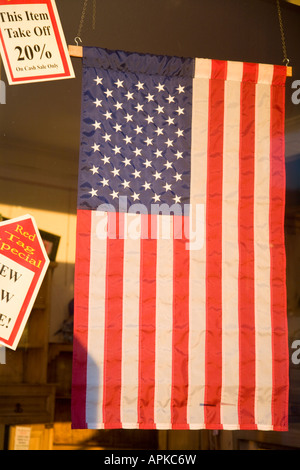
xmin=71 ymin=46 xmax=289 ymax=431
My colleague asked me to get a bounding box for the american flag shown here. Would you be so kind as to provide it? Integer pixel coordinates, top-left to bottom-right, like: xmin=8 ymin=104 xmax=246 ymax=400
xmin=72 ymin=47 xmax=289 ymax=431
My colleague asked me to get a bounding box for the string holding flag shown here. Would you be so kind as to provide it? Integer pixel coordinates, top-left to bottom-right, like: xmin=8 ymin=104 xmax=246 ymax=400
xmin=67 ymin=0 xmax=293 ymax=77
xmin=68 ymin=0 xmax=95 ymax=59
xmin=276 ymin=0 xmax=290 ymax=67
xmin=71 ymin=46 xmax=289 ymax=431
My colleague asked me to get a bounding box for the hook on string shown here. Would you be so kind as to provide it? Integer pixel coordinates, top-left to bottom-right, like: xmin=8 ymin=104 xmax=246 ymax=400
xmin=283 ymin=57 xmax=290 ymax=66
xmin=74 ymin=37 xmax=82 ymax=47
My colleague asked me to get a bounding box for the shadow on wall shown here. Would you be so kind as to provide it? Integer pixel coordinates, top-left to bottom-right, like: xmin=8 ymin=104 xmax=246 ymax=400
xmin=0 ymin=177 xmax=78 ymax=216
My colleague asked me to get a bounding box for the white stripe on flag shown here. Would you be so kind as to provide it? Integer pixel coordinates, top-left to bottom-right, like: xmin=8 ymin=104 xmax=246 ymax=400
xmin=254 ymin=64 xmax=273 ymax=429
xmin=121 ymin=213 xmax=141 ymax=428
xmin=187 ymin=58 xmax=210 ymax=428
xmin=86 ymin=210 xmax=107 ymax=428
xmin=154 ymin=215 xmax=173 ymax=429
xmin=220 ymin=60 xmax=243 ymax=428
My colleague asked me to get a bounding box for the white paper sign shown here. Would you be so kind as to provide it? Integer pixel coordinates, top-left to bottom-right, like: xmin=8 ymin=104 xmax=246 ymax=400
xmin=14 ymin=427 xmax=31 ymax=450
xmin=0 ymin=0 xmax=74 ymax=84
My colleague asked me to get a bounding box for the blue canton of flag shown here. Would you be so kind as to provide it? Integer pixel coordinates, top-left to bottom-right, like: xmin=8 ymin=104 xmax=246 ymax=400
xmin=78 ymin=48 xmax=193 ymax=214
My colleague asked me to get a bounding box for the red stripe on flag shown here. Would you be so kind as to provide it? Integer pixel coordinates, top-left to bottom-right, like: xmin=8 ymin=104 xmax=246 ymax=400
xmin=71 ymin=209 xmax=91 ymax=429
xmin=270 ymin=68 xmax=288 ymax=431
xmin=138 ymin=214 xmax=157 ymax=429
xmin=238 ymin=62 xmax=257 ymax=429
xmin=204 ymin=60 xmax=226 ymax=428
xmin=103 ymin=212 xmax=125 ymax=428
xmin=171 ymin=215 xmax=190 ymax=429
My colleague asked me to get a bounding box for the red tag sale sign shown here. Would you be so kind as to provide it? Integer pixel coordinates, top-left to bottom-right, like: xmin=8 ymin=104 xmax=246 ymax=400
xmin=0 ymin=0 xmax=74 ymax=84
xmin=0 ymin=215 xmax=49 ymax=350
